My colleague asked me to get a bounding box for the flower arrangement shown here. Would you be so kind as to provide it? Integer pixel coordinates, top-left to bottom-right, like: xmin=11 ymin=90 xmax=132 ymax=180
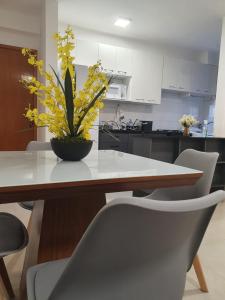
xmin=21 ymin=26 xmax=109 ymax=142
xmin=179 ymin=114 xmax=198 ymax=128
xmin=179 ymin=114 xmax=198 ymax=136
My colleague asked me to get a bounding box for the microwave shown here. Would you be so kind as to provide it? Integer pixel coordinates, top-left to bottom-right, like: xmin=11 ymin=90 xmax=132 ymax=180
xmin=106 ymin=83 xmax=127 ymax=100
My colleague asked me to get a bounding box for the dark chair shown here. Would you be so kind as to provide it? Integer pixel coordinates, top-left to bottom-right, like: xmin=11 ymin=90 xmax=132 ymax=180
xmin=26 ymin=190 xmax=225 ymax=300
xmin=0 ymin=213 xmax=28 ymax=298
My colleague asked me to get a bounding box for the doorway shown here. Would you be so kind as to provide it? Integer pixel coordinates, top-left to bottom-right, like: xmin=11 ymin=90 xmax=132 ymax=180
xmin=0 ymin=44 xmax=37 ymax=150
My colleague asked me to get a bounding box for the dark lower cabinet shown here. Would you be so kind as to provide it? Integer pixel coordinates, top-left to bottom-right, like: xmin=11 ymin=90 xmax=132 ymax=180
xmin=99 ymin=132 xmax=225 ymax=192
xmin=99 ymin=133 xmax=129 ymax=153
xmin=131 ymin=136 xmax=225 ymax=192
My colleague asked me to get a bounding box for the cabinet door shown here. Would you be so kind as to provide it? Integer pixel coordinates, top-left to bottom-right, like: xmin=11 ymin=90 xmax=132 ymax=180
xmin=162 ymin=57 xmax=191 ymax=92
xmin=201 ymin=64 xmax=211 ymax=95
xmin=98 ymin=44 xmax=116 ymax=73
xmin=210 ymin=65 xmax=218 ymax=96
xmin=116 ymin=46 xmax=132 ymax=76
xmin=162 ymin=57 xmax=179 ymax=90
xmin=191 ymin=63 xmax=211 ymax=95
xmin=130 ymin=49 xmax=163 ymax=104
xmin=177 ymin=59 xmax=192 ymax=91
xmin=75 ymin=39 xmax=99 ymax=66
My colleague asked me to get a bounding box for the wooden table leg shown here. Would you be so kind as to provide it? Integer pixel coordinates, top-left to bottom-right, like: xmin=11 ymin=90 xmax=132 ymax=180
xmin=20 ymin=192 xmax=106 ymax=299
xmin=193 ymin=255 xmax=209 ymax=293
xmin=0 ymin=257 xmax=15 ymax=299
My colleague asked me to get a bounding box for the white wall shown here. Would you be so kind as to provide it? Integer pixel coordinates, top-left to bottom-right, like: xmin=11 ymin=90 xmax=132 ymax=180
xmin=38 ymin=0 xmax=58 ymax=141
xmin=0 ymin=7 xmax=40 ymax=50
xmin=214 ymin=17 xmax=225 ymax=137
xmin=100 ymin=94 xmax=213 ymax=131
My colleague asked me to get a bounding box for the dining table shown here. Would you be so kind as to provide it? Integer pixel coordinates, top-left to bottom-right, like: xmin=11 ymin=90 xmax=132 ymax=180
xmin=0 ymin=149 xmax=202 ymax=299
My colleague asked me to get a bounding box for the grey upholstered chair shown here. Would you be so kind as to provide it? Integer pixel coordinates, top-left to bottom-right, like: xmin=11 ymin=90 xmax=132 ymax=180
xmin=26 ymin=190 xmax=225 ymax=300
xmin=19 ymin=141 xmax=52 ymax=211
xmin=0 ymin=213 xmax=28 ymax=298
xmin=146 ymin=149 xmax=219 ymax=201
xmin=145 ymin=149 xmax=219 ymax=292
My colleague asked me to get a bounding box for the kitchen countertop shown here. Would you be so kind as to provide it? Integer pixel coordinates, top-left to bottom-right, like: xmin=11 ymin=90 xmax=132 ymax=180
xmin=99 ymin=130 xmax=225 ymax=139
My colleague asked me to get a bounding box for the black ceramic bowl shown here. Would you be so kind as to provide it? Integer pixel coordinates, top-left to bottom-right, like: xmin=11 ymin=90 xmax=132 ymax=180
xmin=51 ymin=138 xmax=93 ymax=161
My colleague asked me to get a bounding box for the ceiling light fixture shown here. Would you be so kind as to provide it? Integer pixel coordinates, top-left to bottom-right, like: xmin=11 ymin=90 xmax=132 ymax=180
xmin=114 ymin=17 xmax=131 ymax=28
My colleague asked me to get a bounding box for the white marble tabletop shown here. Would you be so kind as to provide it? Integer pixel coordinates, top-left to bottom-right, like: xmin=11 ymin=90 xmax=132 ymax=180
xmin=0 ymin=150 xmax=202 ymax=188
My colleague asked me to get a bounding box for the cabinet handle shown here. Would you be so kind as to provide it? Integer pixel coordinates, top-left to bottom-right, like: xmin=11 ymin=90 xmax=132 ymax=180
xmin=196 ymin=89 xmax=201 ymax=92
xmin=204 ymin=90 xmax=209 ymax=93
xmin=118 ymin=71 xmax=127 ymax=75
xmin=103 ymin=68 xmax=114 ymax=73
xmin=169 ymin=85 xmax=177 ymax=88
xmin=136 ymin=98 xmax=144 ymax=101
xmin=179 ymin=87 xmax=185 ymax=90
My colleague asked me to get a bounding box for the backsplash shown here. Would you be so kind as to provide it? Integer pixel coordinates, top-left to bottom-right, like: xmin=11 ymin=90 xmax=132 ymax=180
xmin=99 ymin=92 xmax=215 ymax=131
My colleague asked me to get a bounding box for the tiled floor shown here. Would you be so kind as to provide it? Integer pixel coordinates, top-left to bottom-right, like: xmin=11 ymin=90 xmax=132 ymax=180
xmin=1 ymin=193 xmax=225 ymax=299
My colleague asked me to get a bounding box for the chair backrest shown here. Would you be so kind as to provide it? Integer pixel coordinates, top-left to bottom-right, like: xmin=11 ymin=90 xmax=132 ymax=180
xmin=148 ymin=149 xmax=219 ymax=200
xmin=47 ymin=190 xmax=225 ymax=300
xmin=26 ymin=141 xmax=52 ymax=151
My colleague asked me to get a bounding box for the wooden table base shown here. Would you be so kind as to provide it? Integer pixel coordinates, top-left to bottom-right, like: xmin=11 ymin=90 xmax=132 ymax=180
xmin=20 ymin=192 xmax=106 ymax=299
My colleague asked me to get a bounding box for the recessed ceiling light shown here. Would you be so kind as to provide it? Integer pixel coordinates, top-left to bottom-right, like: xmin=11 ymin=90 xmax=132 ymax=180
xmin=114 ymin=17 xmax=131 ymax=28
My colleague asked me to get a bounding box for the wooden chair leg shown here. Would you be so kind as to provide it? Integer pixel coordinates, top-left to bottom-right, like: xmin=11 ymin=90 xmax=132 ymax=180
xmin=0 ymin=257 xmax=15 ymax=299
xmin=193 ymin=254 xmax=209 ymax=293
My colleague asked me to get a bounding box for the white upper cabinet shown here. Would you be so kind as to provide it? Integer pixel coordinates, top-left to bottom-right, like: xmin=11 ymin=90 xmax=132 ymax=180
xmin=98 ymin=44 xmax=117 ymax=73
xmin=162 ymin=57 xmax=191 ymax=92
xmin=190 ymin=63 xmax=211 ymax=95
xmin=163 ymin=56 xmax=218 ymax=96
xmin=130 ymin=49 xmax=163 ymax=104
xmin=75 ymin=39 xmax=99 ymax=66
xmin=116 ymin=46 xmax=132 ymax=76
xmin=99 ymin=43 xmax=132 ymax=76
xmin=210 ymin=65 xmax=218 ymax=96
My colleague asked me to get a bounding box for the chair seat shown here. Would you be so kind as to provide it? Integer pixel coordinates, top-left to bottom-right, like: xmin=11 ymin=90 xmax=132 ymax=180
xmin=19 ymin=201 xmax=34 ymax=211
xmin=27 ymin=259 xmax=69 ymax=300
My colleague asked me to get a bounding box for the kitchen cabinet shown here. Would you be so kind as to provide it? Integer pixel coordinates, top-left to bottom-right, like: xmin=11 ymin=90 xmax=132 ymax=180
xmin=131 ymin=135 xmax=225 ymax=192
xmin=130 ymin=49 xmax=163 ymax=104
xmin=163 ymin=57 xmax=218 ymax=96
xmin=99 ymin=132 xmax=129 ymax=152
xmin=191 ymin=63 xmax=211 ymax=95
xmin=99 ymin=43 xmax=132 ymax=76
xmin=75 ymin=39 xmax=99 ymax=66
xmin=98 ymin=44 xmax=117 ymax=73
xmin=116 ymin=46 xmax=132 ymax=76
xmin=162 ymin=57 xmax=191 ymax=92
xmin=210 ymin=65 xmax=218 ymax=96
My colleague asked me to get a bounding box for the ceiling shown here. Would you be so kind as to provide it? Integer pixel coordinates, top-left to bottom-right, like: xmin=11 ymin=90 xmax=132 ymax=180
xmin=58 ymin=0 xmax=225 ymax=52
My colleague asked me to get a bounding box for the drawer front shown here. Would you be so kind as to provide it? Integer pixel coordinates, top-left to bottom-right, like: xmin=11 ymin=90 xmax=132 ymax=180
xmin=99 ymin=141 xmax=128 ymax=152
xmin=99 ymin=133 xmax=129 ymax=143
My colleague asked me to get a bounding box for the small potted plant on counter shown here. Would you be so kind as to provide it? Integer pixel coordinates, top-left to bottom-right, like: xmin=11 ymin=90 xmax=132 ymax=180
xmin=179 ymin=114 xmax=198 ymax=136
xmin=21 ymin=26 xmax=109 ymax=161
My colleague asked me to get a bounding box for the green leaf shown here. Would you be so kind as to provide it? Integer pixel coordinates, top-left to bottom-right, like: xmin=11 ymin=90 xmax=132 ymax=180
xmin=49 ymin=65 xmax=65 ymax=94
xmin=74 ymin=65 xmax=76 ymax=92
xmin=75 ymin=77 xmax=112 ymax=136
xmin=65 ymin=68 xmax=74 ymax=136
xmin=75 ymin=85 xmax=106 ymax=136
